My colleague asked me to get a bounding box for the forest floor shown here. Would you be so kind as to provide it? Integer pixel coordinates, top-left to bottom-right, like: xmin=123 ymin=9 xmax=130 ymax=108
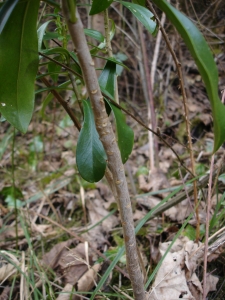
xmin=0 ymin=1 xmax=225 ymax=299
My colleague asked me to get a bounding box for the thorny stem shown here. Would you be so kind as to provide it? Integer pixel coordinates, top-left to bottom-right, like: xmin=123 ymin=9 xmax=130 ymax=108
xmin=62 ymin=3 xmax=146 ymax=299
xmin=147 ymin=0 xmax=200 ymax=241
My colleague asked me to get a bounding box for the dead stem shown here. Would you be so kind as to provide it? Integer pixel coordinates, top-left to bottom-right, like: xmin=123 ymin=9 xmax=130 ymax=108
xmin=147 ymin=0 xmax=200 ymax=241
xmin=203 ymin=154 xmax=214 ymax=300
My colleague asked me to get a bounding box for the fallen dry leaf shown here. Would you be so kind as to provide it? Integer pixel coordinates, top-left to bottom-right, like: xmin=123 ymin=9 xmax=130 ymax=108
xmin=56 ymin=283 xmax=75 ymax=300
xmin=42 ymin=239 xmax=76 ymax=269
xmin=147 ymin=237 xmax=219 ymax=300
xmin=58 ymin=243 xmax=90 ymax=285
xmin=73 ymin=263 xmax=101 ymax=300
xmin=0 ymin=251 xmax=20 ymax=284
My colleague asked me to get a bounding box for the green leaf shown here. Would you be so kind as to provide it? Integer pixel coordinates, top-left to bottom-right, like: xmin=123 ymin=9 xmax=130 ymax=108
xmin=37 ymin=20 xmax=52 ymax=51
xmin=1 ymin=185 xmax=23 ymax=208
xmin=152 ymin=0 xmax=225 ymax=152
xmin=84 ymin=29 xmax=104 ymax=42
xmin=89 ymin=0 xmax=113 ymax=15
xmin=41 ymin=47 xmax=70 ymax=60
xmin=106 ymin=99 xmax=134 ymax=163
xmin=0 ymin=0 xmax=39 ymax=133
xmin=41 ymin=0 xmax=60 ymax=9
xmin=90 ymin=19 xmax=116 ymax=55
xmin=99 ymin=60 xmax=116 ymax=98
xmin=76 ymin=100 xmax=107 ymax=183
xmin=182 ymin=224 xmax=196 ymax=240
xmin=132 ymin=0 xmax=145 ymax=6
xmin=0 ymin=0 xmax=19 ymax=34
xmin=99 ymin=61 xmax=134 ymax=163
xmin=43 ymin=31 xmax=60 ymax=40
xmin=48 ymin=60 xmax=62 ymax=82
xmin=120 ymin=1 xmax=156 ymax=34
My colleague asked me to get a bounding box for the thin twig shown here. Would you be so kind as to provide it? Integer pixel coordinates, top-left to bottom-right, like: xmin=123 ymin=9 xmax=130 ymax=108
xmin=137 ymin=22 xmax=157 ymax=169
xmin=203 ymin=154 xmax=214 ymax=300
xmin=147 ymin=0 xmax=200 ymax=240
xmin=145 ymin=164 xmax=225 ymax=221
xmin=151 ymin=11 xmax=166 ymax=88
xmin=38 ymin=72 xmax=81 ymax=131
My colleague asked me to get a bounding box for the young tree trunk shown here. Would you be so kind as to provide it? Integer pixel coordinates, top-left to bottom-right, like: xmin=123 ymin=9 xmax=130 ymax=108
xmin=62 ymin=2 xmax=146 ymax=299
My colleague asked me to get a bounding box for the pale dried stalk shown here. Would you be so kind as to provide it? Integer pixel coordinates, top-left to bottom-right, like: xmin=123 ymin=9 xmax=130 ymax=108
xmin=203 ymin=154 xmax=214 ymax=300
xmin=62 ymin=3 xmax=146 ymax=299
xmin=147 ymin=0 xmax=200 ymax=240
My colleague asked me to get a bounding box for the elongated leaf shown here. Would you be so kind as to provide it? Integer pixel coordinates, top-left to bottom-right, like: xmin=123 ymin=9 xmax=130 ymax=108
xmin=48 ymin=61 xmax=61 ymax=82
xmin=99 ymin=60 xmax=116 ymax=98
xmin=89 ymin=0 xmax=113 ymax=15
xmin=76 ymin=100 xmax=107 ymax=183
xmin=0 ymin=0 xmax=39 ymax=133
xmin=0 ymin=0 xmax=19 ymax=34
xmin=41 ymin=0 xmax=60 ymax=9
xmin=41 ymin=47 xmax=70 ymax=59
xmin=37 ymin=20 xmax=52 ymax=51
xmin=132 ymin=0 xmax=146 ymax=6
xmin=106 ymin=99 xmax=134 ymax=163
xmin=90 ymin=19 xmax=116 ymax=55
xmin=99 ymin=61 xmax=134 ymax=163
xmin=84 ymin=29 xmax=104 ymax=43
xmin=94 ymin=55 xmax=129 ymax=70
xmin=120 ymin=1 xmax=156 ymax=34
xmin=152 ymin=0 xmax=225 ymax=152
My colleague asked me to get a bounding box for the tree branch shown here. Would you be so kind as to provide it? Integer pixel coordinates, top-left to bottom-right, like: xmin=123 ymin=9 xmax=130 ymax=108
xmin=62 ymin=2 xmax=146 ymax=299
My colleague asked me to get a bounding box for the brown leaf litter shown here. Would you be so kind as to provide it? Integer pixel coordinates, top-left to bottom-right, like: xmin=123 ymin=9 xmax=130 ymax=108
xmin=147 ymin=236 xmax=219 ymax=300
xmin=42 ymin=240 xmax=102 ymax=299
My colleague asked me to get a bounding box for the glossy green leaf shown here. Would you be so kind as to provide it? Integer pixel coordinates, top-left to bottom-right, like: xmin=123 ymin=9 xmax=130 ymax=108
xmin=132 ymin=0 xmax=145 ymax=6
xmin=99 ymin=60 xmax=116 ymax=98
xmin=41 ymin=0 xmax=60 ymax=9
xmin=76 ymin=100 xmax=107 ymax=183
xmin=152 ymin=0 xmax=225 ymax=152
xmin=120 ymin=1 xmax=156 ymax=34
xmin=0 ymin=0 xmax=19 ymax=34
xmin=90 ymin=19 xmax=116 ymax=55
xmin=43 ymin=31 xmax=60 ymax=40
xmin=48 ymin=61 xmax=61 ymax=82
xmin=84 ymin=29 xmax=104 ymax=42
xmin=89 ymin=0 xmax=113 ymax=15
xmin=106 ymin=99 xmax=134 ymax=163
xmin=95 ymin=55 xmax=129 ymax=70
xmin=99 ymin=61 xmax=134 ymax=163
xmin=0 ymin=0 xmax=39 ymax=133
xmin=41 ymin=47 xmax=70 ymax=59
xmin=37 ymin=20 xmax=52 ymax=51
